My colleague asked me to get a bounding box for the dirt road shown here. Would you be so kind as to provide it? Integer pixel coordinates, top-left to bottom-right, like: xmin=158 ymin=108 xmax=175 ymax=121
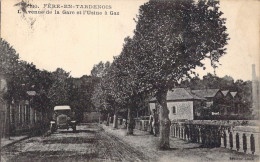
xmin=1 ymin=123 xmax=148 ymax=162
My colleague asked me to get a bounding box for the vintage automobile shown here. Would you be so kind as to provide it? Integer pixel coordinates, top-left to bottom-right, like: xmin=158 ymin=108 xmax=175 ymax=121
xmin=50 ymin=105 xmax=77 ymax=133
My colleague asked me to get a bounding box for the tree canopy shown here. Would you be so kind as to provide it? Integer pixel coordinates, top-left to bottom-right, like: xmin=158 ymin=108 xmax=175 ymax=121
xmin=91 ymin=0 xmax=229 ymax=149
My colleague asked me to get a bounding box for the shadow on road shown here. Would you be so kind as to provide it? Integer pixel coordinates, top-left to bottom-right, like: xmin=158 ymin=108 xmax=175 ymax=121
xmin=56 ymin=129 xmax=96 ymax=134
xmin=42 ymin=137 xmax=97 ymax=144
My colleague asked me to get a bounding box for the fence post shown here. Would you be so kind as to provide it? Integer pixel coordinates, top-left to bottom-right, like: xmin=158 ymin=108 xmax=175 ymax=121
xmin=184 ymin=127 xmax=187 ymax=140
xmin=254 ymin=133 xmax=259 ymax=155
xmin=226 ymin=129 xmax=230 ymax=149
xmin=182 ymin=127 xmax=184 ymax=139
xmin=235 ymin=132 xmax=240 ymax=151
xmin=238 ymin=132 xmax=244 ymax=153
xmin=174 ymin=124 xmax=178 ymax=138
xmin=250 ymin=134 xmax=255 ymax=154
xmin=221 ymin=128 xmax=225 ymax=147
xmin=232 ymin=131 xmax=237 ymax=151
xmin=190 ymin=125 xmax=193 ymax=142
xmin=179 ymin=125 xmax=181 ymax=138
xmin=245 ymin=133 xmax=250 ymax=154
xmin=242 ymin=133 xmax=247 ymax=153
xmin=187 ymin=125 xmax=190 ymax=141
xmin=229 ymin=132 xmax=233 ymax=149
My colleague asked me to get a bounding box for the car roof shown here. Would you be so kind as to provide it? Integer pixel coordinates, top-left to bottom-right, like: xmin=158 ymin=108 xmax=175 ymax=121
xmin=54 ymin=105 xmax=71 ymax=111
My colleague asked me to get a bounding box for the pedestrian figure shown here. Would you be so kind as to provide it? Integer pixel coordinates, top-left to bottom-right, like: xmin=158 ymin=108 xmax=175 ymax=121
xmin=123 ymin=119 xmax=127 ymax=129
xmin=152 ymin=109 xmax=159 ymax=136
xmin=149 ymin=114 xmax=153 ymax=134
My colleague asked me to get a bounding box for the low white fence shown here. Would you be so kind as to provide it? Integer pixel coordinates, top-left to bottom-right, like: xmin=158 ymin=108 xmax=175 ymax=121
xmin=170 ymin=121 xmax=259 ymax=155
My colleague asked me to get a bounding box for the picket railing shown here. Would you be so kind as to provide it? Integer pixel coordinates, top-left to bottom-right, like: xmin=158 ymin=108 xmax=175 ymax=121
xmin=135 ymin=119 xmax=149 ymax=131
xmin=170 ymin=121 xmax=259 ymax=155
xmin=133 ymin=118 xmax=259 ymax=155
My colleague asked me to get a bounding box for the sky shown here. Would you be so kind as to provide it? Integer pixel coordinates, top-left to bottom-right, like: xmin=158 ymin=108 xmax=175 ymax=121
xmin=1 ymin=0 xmax=260 ymax=81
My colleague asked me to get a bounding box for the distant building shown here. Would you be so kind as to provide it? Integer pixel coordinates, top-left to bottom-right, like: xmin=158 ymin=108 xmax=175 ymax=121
xmin=82 ymin=112 xmax=101 ymax=123
xmin=221 ymin=90 xmax=235 ymax=115
xmin=230 ymin=92 xmax=237 ymax=98
xmin=149 ymin=88 xmax=205 ymax=120
xmin=191 ymin=89 xmax=223 ymax=108
xmin=0 ymin=86 xmax=48 ymax=136
xmin=230 ymin=91 xmax=240 ymax=114
xmin=149 ymin=87 xmax=241 ymax=121
xmin=9 ymin=91 xmax=49 ymax=135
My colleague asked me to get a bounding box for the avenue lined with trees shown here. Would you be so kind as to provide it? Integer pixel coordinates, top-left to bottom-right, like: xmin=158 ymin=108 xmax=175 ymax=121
xmin=1 ymin=0 xmax=254 ymax=151
xmin=1 ymin=0 xmax=259 ymax=161
xmin=91 ymin=0 xmax=229 ymax=149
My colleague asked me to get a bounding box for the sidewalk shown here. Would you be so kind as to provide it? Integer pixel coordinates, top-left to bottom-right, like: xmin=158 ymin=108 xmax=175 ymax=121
xmin=101 ymin=124 xmax=259 ymax=162
xmin=0 ymin=125 xmax=51 ymax=149
xmin=1 ymin=135 xmax=29 ymax=148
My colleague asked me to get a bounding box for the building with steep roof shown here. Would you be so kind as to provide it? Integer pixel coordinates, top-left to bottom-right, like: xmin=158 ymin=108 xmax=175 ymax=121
xmin=191 ymin=89 xmax=224 ymax=109
xmin=149 ymin=88 xmax=205 ymax=120
xmin=230 ymin=92 xmax=237 ymax=98
xmin=191 ymin=89 xmax=222 ymax=98
xmin=149 ymin=87 xmax=243 ymax=120
xmin=221 ymin=90 xmax=229 ymax=97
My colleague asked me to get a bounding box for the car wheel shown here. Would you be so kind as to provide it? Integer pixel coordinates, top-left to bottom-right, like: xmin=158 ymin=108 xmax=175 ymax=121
xmin=72 ymin=126 xmax=76 ymax=132
xmin=50 ymin=125 xmax=55 ymax=133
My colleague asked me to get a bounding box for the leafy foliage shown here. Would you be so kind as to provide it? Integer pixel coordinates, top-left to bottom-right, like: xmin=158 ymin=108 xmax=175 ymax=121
xmin=48 ymin=68 xmax=70 ymax=106
xmin=68 ymin=75 xmax=100 ymax=121
xmin=89 ymin=0 xmax=229 ymax=148
xmin=131 ymin=0 xmax=229 ymax=95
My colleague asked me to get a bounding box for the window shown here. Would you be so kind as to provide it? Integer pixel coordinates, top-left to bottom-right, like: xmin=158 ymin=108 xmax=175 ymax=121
xmin=206 ymin=101 xmax=213 ymax=107
xmin=172 ymin=106 xmax=176 ymax=114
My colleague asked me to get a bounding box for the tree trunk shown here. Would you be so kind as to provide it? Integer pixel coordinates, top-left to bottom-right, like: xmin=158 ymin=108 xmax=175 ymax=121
xmin=126 ymin=107 xmax=135 ymax=135
xmin=113 ymin=112 xmax=118 ymax=129
xmin=156 ymin=89 xmax=171 ymax=150
xmin=106 ymin=113 xmax=110 ymax=126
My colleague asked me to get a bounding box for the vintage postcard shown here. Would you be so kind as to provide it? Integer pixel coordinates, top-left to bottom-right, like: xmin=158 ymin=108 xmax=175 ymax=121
xmin=0 ymin=0 xmax=259 ymax=161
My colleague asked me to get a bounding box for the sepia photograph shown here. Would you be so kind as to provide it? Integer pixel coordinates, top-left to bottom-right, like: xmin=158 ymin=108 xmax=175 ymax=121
xmin=0 ymin=0 xmax=260 ymax=161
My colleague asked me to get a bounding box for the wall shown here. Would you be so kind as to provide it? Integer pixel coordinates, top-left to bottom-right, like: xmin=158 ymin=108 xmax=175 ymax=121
xmin=149 ymin=101 xmax=194 ymax=120
xmin=167 ymin=101 xmax=193 ymax=120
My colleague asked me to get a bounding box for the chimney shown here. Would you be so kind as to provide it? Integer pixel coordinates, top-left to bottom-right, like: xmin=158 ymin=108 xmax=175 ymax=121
xmin=252 ymin=64 xmax=259 ymax=118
